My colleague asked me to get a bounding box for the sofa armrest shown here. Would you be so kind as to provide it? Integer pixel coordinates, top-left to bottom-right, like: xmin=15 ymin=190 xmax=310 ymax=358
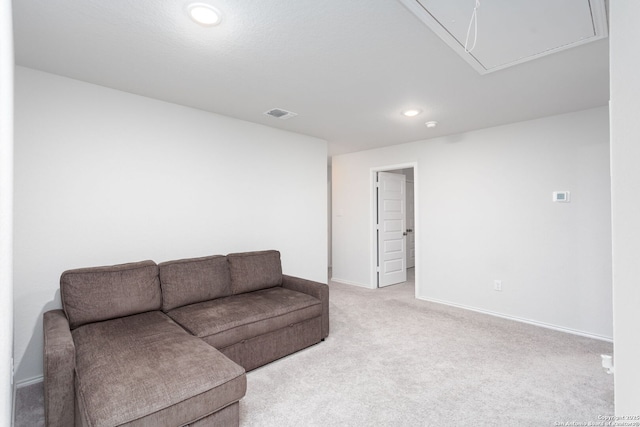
xmin=282 ymin=275 xmax=329 ymax=339
xmin=43 ymin=309 xmax=76 ymax=427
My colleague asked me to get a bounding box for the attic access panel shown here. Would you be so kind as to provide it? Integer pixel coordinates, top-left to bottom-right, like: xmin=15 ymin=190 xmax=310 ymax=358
xmin=399 ymin=0 xmax=608 ymax=74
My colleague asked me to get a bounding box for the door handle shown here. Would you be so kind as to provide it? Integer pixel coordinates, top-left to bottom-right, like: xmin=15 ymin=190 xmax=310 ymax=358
xmin=403 ymin=232 xmax=407 ymax=236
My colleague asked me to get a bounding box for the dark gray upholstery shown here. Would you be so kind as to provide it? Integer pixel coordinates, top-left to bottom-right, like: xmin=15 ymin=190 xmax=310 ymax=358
xmin=220 ymin=317 xmax=322 ymax=372
xmin=185 ymin=403 xmax=239 ymax=427
xmin=227 ymin=250 xmax=283 ymax=294
xmin=282 ymin=274 xmax=330 ymax=339
xmin=44 ymin=250 xmax=329 ymax=426
xmin=43 ymin=310 xmax=75 ymax=427
xmin=60 ymin=260 xmax=161 ymax=329
xmin=167 ymin=286 xmax=322 ymax=349
xmin=159 ymin=255 xmax=232 ymax=311
xmin=73 ymin=311 xmax=245 ymax=427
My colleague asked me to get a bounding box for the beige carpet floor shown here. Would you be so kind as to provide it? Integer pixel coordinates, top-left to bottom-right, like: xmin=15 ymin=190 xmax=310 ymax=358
xmin=15 ymin=271 xmax=614 ymax=426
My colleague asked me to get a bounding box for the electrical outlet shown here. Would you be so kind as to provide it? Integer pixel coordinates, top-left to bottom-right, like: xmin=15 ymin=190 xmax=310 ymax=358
xmin=494 ymin=280 xmax=502 ymax=292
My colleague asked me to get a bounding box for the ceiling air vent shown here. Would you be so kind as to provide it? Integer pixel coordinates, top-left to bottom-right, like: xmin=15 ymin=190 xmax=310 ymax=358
xmin=264 ymin=108 xmax=298 ymax=120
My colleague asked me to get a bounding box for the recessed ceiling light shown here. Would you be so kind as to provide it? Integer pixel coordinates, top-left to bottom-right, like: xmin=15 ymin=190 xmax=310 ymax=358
xmin=402 ymin=109 xmax=422 ymax=117
xmin=425 ymin=121 xmax=439 ymax=128
xmin=188 ymin=3 xmax=222 ymax=26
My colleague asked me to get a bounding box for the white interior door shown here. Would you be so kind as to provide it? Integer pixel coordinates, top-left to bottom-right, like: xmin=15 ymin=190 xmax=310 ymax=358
xmin=406 ymin=180 xmax=415 ymax=268
xmin=377 ymin=172 xmax=407 ymax=287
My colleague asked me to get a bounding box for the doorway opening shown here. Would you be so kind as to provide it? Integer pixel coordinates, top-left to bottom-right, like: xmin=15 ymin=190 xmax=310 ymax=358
xmin=371 ymin=164 xmax=418 ymax=295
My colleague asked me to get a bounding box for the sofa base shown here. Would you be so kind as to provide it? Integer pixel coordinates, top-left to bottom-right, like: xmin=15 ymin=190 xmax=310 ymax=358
xmin=75 ymin=396 xmax=240 ymax=427
xmin=186 ymin=402 xmax=239 ymax=427
xmin=220 ymin=317 xmax=322 ymax=371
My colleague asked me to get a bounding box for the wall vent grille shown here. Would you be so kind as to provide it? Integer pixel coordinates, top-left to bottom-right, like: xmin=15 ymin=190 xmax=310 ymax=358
xmin=264 ymin=108 xmax=298 ymax=120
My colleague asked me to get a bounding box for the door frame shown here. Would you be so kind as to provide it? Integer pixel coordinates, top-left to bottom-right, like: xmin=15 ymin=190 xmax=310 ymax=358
xmin=370 ymin=162 xmax=419 ymax=296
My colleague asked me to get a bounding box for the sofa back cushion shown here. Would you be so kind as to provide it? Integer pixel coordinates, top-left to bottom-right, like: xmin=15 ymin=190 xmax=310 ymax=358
xmin=60 ymin=260 xmax=161 ymax=329
xmin=158 ymin=255 xmax=232 ymax=311
xmin=227 ymin=250 xmax=283 ymax=294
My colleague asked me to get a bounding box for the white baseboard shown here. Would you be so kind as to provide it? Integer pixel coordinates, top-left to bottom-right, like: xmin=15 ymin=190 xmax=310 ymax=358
xmin=15 ymin=375 xmax=43 ymax=389
xmin=330 ymin=277 xmax=374 ymax=289
xmin=417 ymin=296 xmax=613 ymax=343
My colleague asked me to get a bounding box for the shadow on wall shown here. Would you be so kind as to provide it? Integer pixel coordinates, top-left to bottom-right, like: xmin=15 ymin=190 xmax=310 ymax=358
xmin=15 ymin=290 xmax=61 ymax=383
xmin=442 ymin=134 xmax=467 ymax=144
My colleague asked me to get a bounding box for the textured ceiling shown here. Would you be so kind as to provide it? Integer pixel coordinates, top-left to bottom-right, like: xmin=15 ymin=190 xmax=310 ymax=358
xmin=13 ymin=0 xmax=610 ymax=156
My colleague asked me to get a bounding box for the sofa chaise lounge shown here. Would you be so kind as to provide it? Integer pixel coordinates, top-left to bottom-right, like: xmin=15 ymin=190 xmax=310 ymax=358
xmin=43 ymin=250 xmax=329 ymax=427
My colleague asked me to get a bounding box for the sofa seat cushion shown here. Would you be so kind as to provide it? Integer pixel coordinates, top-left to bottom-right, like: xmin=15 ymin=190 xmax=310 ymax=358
xmin=167 ymin=287 xmax=322 ymax=350
xmin=72 ymin=311 xmax=246 ymax=427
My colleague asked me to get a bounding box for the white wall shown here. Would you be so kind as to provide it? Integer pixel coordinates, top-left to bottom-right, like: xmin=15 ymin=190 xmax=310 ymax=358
xmin=328 ymin=165 xmax=332 ymax=268
xmin=333 ymin=106 xmax=612 ymax=339
xmin=610 ymin=2 xmax=640 ymax=415
xmin=0 ymin=0 xmax=14 ymax=423
xmin=13 ymin=67 xmax=328 ymax=383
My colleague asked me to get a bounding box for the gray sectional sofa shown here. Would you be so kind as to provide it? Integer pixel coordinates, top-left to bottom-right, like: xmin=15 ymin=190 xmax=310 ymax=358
xmin=43 ymin=250 xmax=329 ymax=427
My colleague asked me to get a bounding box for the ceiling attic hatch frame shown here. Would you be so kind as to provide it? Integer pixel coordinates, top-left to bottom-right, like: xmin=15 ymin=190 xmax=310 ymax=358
xmin=398 ymin=0 xmax=608 ymax=74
